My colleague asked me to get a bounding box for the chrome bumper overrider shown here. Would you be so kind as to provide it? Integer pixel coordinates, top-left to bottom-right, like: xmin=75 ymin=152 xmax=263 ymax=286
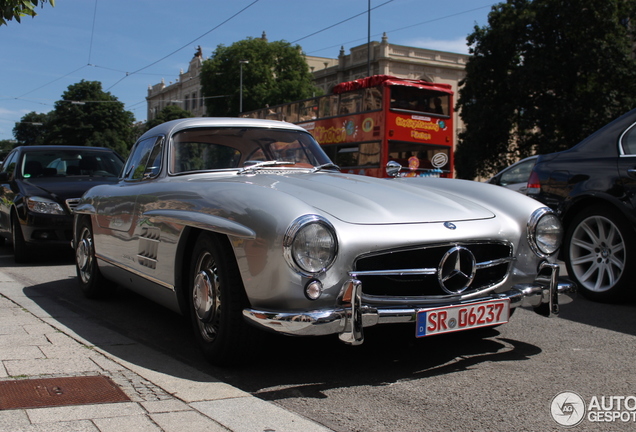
xmin=243 ymin=262 xmax=576 ymax=345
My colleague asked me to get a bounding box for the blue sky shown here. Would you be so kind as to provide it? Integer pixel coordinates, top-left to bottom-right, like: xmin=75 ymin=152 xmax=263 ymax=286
xmin=0 ymin=0 xmax=495 ymax=142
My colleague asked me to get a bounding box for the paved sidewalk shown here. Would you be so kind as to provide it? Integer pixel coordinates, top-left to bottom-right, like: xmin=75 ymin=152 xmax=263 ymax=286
xmin=0 ymin=271 xmax=332 ymax=432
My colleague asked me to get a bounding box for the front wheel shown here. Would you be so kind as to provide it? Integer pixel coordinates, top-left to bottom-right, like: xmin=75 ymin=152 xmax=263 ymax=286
xmin=564 ymin=207 xmax=636 ymax=302
xmin=189 ymin=232 xmax=257 ymax=366
xmin=75 ymin=217 xmax=112 ymax=298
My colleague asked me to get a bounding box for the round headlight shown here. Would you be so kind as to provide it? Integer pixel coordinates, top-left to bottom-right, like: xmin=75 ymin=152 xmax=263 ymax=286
xmin=284 ymin=215 xmax=337 ymax=275
xmin=528 ymin=208 xmax=563 ymax=256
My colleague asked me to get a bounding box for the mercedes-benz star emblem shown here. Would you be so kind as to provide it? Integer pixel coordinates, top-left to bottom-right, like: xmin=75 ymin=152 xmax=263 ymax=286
xmin=437 ymin=246 xmax=476 ymax=294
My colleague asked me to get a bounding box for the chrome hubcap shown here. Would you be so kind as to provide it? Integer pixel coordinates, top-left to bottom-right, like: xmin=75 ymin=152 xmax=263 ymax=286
xmin=193 ymin=271 xmax=216 ymax=322
xmin=76 ymin=230 xmax=92 ymax=284
xmin=569 ymin=215 xmax=625 ymax=293
xmin=193 ymin=252 xmax=221 ymax=342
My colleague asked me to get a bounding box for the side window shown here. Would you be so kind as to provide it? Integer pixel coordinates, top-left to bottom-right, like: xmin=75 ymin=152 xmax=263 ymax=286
xmin=1 ymin=151 xmax=18 ymax=179
xmin=319 ymin=95 xmax=339 ymax=118
xmin=145 ymin=139 xmax=164 ymax=178
xmin=363 ymin=87 xmax=382 ymax=111
xmin=621 ymin=124 xmax=636 ymax=155
xmin=123 ymin=137 xmax=163 ymax=180
xmin=500 ymin=159 xmax=535 ymax=185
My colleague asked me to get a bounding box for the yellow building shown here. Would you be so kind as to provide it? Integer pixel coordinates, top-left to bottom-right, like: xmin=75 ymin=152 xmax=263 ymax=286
xmin=146 ymin=34 xmax=469 ymax=140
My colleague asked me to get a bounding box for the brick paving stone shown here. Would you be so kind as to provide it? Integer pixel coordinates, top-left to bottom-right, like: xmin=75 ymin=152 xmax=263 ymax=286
xmin=92 ymin=414 xmax=162 ymax=432
xmin=26 ymin=402 xmax=144 ymax=424
xmin=150 ymin=410 xmax=228 ymax=432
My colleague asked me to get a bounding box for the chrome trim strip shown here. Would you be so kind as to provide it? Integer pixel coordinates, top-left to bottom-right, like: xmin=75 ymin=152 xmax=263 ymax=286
xmin=476 ymin=257 xmax=514 ymax=269
xmin=96 ymin=253 xmax=175 ymax=291
xmin=349 ymin=257 xmax=512 ymax=278
xmin=350 ymin=268 xmax=437 ymax=277
xmin=618 ymin=121 xmax=636 ymax=156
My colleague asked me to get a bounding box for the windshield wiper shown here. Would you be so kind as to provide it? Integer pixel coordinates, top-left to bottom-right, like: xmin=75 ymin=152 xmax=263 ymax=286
xmin=238 ymin=160 xmax=296 ymax=174
xmin=312 ymin=162 xmax=340 ymax=173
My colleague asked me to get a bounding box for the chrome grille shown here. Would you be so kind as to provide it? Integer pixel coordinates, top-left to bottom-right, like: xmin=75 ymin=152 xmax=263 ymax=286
xmin=353 ymin=242 xmax=513 ymax=298
xmin=65 ymin=198 xmax=81 ymax=213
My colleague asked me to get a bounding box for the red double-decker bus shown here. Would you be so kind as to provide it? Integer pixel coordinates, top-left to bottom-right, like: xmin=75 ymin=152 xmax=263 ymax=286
xmin=240 ymin=75 xmax=454 ymax=178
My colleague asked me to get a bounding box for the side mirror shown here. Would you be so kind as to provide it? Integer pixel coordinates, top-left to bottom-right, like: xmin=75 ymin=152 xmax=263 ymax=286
xmin=386 ymin=160 xmax=402 ymax=178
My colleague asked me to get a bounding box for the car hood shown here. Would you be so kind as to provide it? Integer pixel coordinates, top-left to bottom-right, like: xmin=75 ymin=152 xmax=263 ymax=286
xmin=22 ymin=177 xmax=119 ymax=202
xmin=236 ymin=173 xmax=495 ymax=224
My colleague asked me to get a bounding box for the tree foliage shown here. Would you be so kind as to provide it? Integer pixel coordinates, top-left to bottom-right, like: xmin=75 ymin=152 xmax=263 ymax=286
xmin=0 ymin=0 xmax=54 ymax=25
xmin=455 ymin=0 xmax=636 ymax=179
xmin=12 ymin=111 xmax=50 ymax=145
xmin=46 ymin=80 xmax=135 ymax=156
xmin=200 ymin=37 xmax=321 ymax=117
xmin=145 ymin=104 xmax=192 ymax=131
xmin=0 ymin=140 xmax=15 ymax=160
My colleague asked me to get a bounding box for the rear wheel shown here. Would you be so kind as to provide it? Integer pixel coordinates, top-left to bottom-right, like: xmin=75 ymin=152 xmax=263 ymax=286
xmin=564 ymin=207 xmax=636 ymax=302
xmin=189 ymin=232 xmax=256 ymax=366
xmin=11 ymin=216 xmax=29 ymax=263
xmin=75 ymin=217 xmax=111 ymax=298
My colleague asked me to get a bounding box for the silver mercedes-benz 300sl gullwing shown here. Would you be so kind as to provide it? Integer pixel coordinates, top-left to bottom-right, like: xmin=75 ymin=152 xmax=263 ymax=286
xmin=73 ymin=117 xmax=575 ymax=365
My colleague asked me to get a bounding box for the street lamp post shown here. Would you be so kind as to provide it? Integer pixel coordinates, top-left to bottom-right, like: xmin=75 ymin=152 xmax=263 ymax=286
xmin=239 ymin=60 xmax=249 ymax=113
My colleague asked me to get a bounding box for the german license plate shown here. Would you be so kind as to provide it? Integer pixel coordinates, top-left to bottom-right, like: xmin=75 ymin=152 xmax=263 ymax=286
xmin=415 ymin=299 xmax=510 ymax=337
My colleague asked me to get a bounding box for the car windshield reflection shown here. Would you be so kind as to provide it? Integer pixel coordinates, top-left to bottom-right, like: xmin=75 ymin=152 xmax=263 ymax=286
xmin=21 ymin=150 xmax=124 ymax=179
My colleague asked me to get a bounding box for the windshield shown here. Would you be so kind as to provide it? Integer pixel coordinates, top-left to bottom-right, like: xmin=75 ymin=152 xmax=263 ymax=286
xmin=21 ymin=149 xmax=124 ymax=179
xmin=170 ymin=127 xmax=332 ymax=174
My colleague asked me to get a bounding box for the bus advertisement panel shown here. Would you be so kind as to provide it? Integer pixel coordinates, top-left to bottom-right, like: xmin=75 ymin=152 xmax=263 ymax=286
xmin=240 ymin=75 xmax=454 ymax=178
xmin=299 ymin=111 xmax=384 ymax=177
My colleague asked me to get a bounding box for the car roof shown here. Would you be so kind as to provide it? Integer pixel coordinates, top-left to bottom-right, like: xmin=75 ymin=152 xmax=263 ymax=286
xmin=138 ymin=117 xmax=308 ymax=141
xmin=568 ymin=107 xmax=636 ymax=155
xmin=14 ymin=145 xmax=116 ymax=152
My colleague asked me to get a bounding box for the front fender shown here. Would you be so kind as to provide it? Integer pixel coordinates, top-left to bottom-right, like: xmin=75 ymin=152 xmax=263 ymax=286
xmin=143 ymin=209 xmax=256 ymax=240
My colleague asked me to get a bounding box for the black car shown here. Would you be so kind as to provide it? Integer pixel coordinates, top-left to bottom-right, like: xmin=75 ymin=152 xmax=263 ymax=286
xmin=488 ymin=155 xmax=538 ymax=194
xmin=0 ymin=146 xmax=125 ymax=262
xmin=527 ymin=108 xmax=636 ymax=301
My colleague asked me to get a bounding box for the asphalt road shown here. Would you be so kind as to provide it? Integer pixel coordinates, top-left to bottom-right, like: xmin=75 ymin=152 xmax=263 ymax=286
xmin=2 ymin=243 xmax=636 ymax=431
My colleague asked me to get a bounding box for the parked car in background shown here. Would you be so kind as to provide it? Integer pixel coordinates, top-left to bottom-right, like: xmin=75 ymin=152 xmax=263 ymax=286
xmin=527 ymin=108 xmax=636 ymax=302
xmin=488 ymin=156 xmax=538 ymax=194
xmin=0 ymin=146 xmax=124 ymax=262
xmin=73 ymin=117 xmax=575 ymax=366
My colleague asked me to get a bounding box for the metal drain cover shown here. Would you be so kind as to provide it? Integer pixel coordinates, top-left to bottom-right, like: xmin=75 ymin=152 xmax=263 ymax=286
xmin=0 ymin=376 xmax=130 ymax=410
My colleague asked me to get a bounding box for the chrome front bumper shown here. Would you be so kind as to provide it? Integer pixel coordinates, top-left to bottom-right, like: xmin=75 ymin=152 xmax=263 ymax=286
xmin=243 ymin=262 xmax=576 ymax=345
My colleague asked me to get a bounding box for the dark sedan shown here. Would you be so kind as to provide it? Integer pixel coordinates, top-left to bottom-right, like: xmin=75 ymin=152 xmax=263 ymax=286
xmin=0 ymin=146 xmax=124 ymax=262
xmin=527 ymin=108 xmax=636 ymax=301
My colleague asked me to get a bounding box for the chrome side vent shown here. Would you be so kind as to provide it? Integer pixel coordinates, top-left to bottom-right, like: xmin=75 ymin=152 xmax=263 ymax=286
xmin=138 ymin=227 xmax=160 ymax=269
xmin=65 ymin=198 xmax=81 ymax=213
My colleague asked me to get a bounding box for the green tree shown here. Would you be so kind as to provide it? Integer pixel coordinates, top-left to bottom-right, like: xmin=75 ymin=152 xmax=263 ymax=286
xmin=46 ymin=80 xmax=135 ymax=156
xmin=12 ymin=111 xmax=50 ymax=145
xmin=200 ymin=37 xmax=321 ymax=117
xmin=455 ymin=0 xmax=636 ymax=179
xmin=145 ymin=104 xmax=192 ymax=131
xmin=0 ymin=140 xmax=15 ymax=161
xmin=0 ymin=0 xmax=54 ymax=25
